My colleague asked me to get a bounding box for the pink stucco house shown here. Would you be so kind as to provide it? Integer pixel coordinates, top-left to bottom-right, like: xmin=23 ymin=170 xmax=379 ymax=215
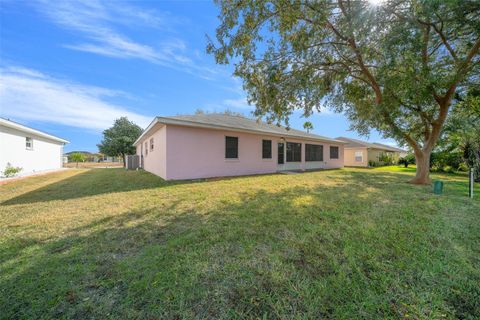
xmin=133 ymin=114 xmax=345 ymax=180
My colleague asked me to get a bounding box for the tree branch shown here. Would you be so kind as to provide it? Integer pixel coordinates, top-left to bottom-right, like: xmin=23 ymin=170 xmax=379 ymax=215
xmin=422 ymin=25 xmax=430 ymax=68
xmin=430 ymin=22 xmax=458 ymax=62
xmin=337 ymin=0 xmax=382 ymax=104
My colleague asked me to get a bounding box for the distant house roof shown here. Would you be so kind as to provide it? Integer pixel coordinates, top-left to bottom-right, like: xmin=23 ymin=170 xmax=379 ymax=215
xmin=371 ymin=142 xmax=406 ymax=153
xmin=0 ymin=117 xmax=69 ymax=144
xmin=134 ymin=113 xmax=346 ymax=146
xmin=336 ymin=137 xmax=406 ymax=152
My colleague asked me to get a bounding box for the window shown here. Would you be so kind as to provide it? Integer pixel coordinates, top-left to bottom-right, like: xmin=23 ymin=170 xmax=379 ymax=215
xmin=262 ymin=140 xmax=272 ymax=159
xmin=150 ymin=138 xmax=154 ymax=151
xmin=330 ymin=146 xmax=339 ymax=159
xmin=145 ymin=142 xmax=148 ymax=155
xmin=286 ymin=142 xmax=301 ymax=162
xmin=355 ymin=151 xmax=363 ymax=162
xmin=305 ymin=144 xmax=323 ymax=161
xmin=278 ymin=143 xmax=284 ymax=164
xmin=225 ymin=136 xmax=238 ymax=159
xmin=26 ymin=137 xmax=33 ymax=150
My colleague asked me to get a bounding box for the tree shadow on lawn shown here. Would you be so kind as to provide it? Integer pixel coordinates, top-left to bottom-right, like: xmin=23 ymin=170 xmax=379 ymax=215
xmin=1 ymin=167 xmax=439 ymax=206
xmin=1 ymin=179 xmax=478 ymax=319
xmin=1 ymin=168 xmax=191 ymax=206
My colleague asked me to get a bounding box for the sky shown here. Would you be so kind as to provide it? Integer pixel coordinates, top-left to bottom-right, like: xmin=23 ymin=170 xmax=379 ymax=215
xmin=0 ymin=0 xmax=397 ymax=153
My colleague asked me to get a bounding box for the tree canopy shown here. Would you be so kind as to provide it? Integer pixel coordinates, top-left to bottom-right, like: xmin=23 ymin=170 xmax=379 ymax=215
xmin=97 ymin=117 xmax=143 ymax=165
xmin=208 ymin=0 xmax=480 ymax=183
xmin=69 ymin=152 xmax=86 ymax=168
xmin=442 ymin=88 xmax=480 ymax=180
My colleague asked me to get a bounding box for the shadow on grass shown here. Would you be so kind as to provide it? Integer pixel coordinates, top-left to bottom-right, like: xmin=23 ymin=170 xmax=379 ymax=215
xmin=1 ymin=169 xmax=298 ymax=206
xmin=3 ymin=166 xmax=476 ymax=207
xmin=1 ymin=175 xmax=479 ymax=319
xmin=1 ymin=168 xmax=188 ymax=205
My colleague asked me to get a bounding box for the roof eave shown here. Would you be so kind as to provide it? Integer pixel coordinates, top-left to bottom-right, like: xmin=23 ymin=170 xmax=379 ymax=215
xmin=133 ymin=117 xmax=161 ymax=146
xmin=0 ymin=119 xmax=69 ymax=144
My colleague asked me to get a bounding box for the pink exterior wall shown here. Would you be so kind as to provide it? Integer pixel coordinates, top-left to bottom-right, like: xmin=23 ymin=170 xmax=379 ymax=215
xmin=165 ymin=125 xmax=278 ymax=180
xmin=135 ymin=123 xmax=167 ymax=178
xmin=137 ymin=124 xmax=344 ymax=180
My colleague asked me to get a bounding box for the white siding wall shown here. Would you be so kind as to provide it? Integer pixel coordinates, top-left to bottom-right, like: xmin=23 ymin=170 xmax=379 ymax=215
xmin=0 ymin=125 xmax=64 ymax=176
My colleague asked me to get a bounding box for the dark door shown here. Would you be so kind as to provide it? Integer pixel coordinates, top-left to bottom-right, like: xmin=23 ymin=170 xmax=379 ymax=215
xmin=278 ymin=143 xmax=284 ymax=164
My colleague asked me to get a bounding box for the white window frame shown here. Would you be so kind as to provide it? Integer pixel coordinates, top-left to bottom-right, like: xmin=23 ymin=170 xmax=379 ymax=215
xmin=150 ymin=138 xmax=154 ymax=151
xmin=26 ymin=137 xmax=33 ymax=150
xmin=354 ymin=151 xmax=363 ymax=162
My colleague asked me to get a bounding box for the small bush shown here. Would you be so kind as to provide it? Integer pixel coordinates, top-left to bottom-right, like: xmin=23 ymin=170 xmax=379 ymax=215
xmin=398 ymin=154 xmax=415 ymax=167
xmin=3 ymin=163 xmax=22 ymax=178
xmin=379 ymin=153 xmax=393 ymax=165
xmin=458 ymin=163 xmax=469 ymax=172
xmin=398 ymin=154 xmax=414 ymax=168
xmin=443 ymin=165 xmax=456 ymax=173
xmin=430 ymin=151 xmax=464 ymax=171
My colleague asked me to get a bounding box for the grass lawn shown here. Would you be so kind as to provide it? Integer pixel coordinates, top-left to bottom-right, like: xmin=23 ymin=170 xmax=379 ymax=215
xmin=64 ymin=162 xmax=123 ymax=168
xmin=372 ymin=165 xmax=418 ymax=173
xmin=1 ymin=168 xmax=479 ymax=319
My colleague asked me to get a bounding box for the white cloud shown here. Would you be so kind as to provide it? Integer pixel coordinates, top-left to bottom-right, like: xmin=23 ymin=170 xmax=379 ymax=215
xmin=223 ymin=97 xmax=253 ymax=110
xmin=31 ymin=0 xmax=217 ymax=78
xmin=0 ymin=67 xmax=152 ymax=131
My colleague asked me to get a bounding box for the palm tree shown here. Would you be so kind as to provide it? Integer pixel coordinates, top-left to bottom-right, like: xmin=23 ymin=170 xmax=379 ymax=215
xmin=303 ymin=121 xmax=313 ymax=133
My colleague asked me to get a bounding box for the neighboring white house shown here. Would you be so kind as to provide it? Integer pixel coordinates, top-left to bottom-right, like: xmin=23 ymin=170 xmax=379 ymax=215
xmin=0 ymin=118 xmax=69 ymax=177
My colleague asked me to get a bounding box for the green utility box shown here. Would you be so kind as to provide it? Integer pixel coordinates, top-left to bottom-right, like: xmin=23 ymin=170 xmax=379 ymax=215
xmin=433 ymin=180 xmax=444 ymax=195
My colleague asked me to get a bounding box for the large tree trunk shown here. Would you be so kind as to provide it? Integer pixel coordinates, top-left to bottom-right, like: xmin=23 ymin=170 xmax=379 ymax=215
xmin=410 ymin=149 xmax=432 ymax=185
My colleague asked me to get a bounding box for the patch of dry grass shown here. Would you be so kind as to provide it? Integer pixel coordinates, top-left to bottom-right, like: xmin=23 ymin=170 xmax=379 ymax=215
xmin=64 ymin=162 xmax=123 ymax=168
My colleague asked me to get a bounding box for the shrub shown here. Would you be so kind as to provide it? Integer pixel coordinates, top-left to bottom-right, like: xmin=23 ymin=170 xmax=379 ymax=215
xmin=430 ymin=151 xmax=464 ymax=171
xmin=458 ymin=163 xmax=469 ymax=172
xmin=379 ymin=153 xmax=393 ymax=165
xmin=3 ymin=163 xmax=22 ymax=178
xmin=398 ymin=154 xmax=415 ymax=168
xmin=443 ymin=165 xmax=456 ymax=173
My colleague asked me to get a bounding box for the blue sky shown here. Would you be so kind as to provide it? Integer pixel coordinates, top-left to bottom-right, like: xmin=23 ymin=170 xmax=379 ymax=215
xmin=0 ymin=0 xmax=396 ymax=152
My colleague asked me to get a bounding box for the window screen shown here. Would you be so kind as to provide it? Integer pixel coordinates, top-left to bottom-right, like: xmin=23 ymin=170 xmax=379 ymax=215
xmin=286 ymin=142 xmax=301 ymax=162
xmin=330 ymin=146 xmax=339 ymax=159
xmin=305 ymin=144 xmax=323 ymax=161
xmin=145 ymin=142 xmax=148 ymax=155
xmin=150 ymin=138 xmax=154 ymax=151
xmin=262 ymin=140 xmax=272 ymax=159
xmin=225 ymin=136 xmax=238 ymax=158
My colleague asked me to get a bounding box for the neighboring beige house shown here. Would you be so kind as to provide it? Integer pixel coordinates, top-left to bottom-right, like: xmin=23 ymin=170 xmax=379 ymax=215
xmin=336 ymin=137 xmax=406 ymax=167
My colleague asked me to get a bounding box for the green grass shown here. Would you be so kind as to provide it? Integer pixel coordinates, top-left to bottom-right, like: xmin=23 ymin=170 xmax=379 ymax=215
xmin=1 ymin=168 xmax=479 ymax=319
xmin=372 ymin=165 xmax=418 ymax=173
